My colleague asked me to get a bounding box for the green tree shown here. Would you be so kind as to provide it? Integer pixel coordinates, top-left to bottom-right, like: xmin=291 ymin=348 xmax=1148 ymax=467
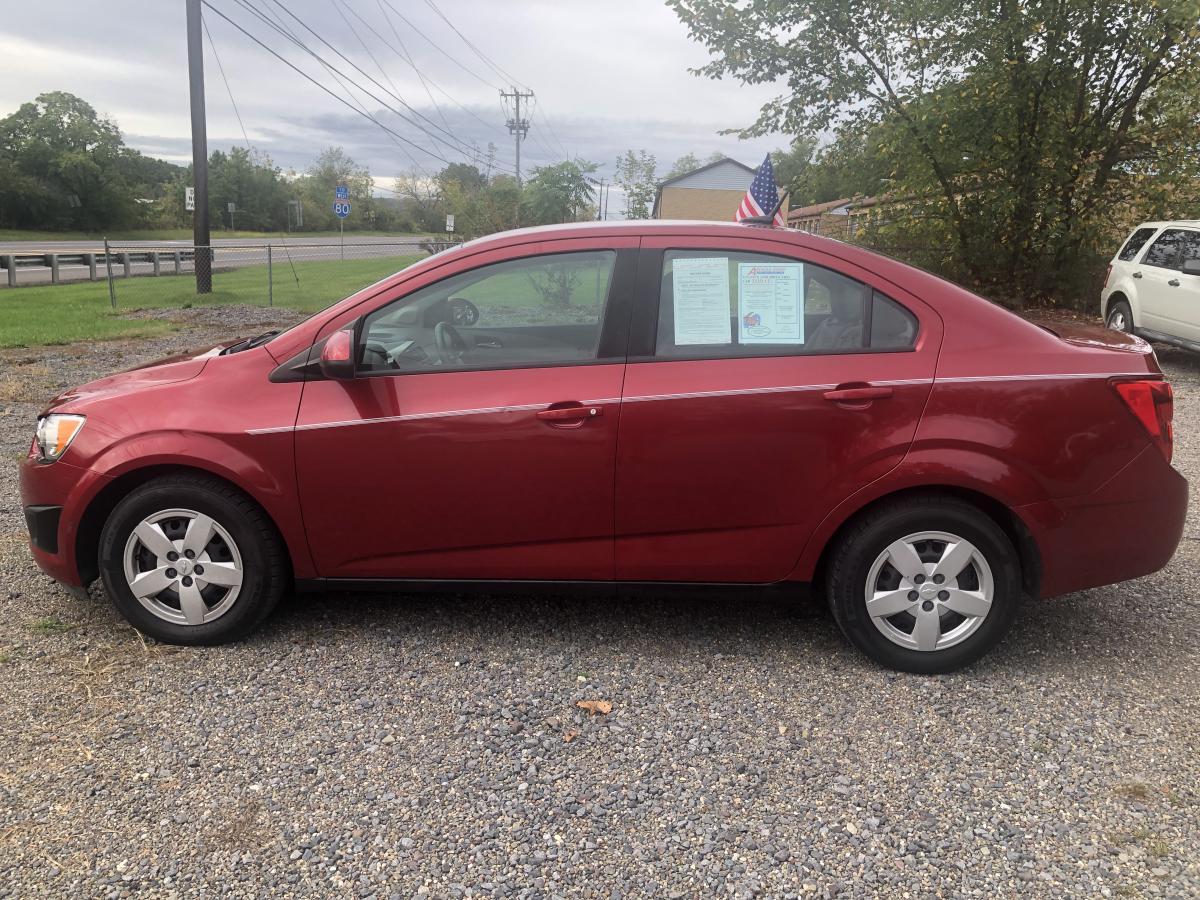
xmin=0 ymin=91 xmax=140 ymax=230
xmin=614 ymin=149 xmax=657 ymax=219
xmin=521 ymin=160 xmax=598 ymax=225
xmin=671 ymin=0 xmax=1200 ymax=305
xmin=294 ymin=147 xmax=373 ymax=231
xmin=204 ymin=147 xmax=290 ymax=231
xmin=665 ymin=153 xmax=701 ymax=180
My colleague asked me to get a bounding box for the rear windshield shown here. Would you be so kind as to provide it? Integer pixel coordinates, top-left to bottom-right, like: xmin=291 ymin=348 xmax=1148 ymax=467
xmin=1118 ymin=227 xmax=1158 ymax=262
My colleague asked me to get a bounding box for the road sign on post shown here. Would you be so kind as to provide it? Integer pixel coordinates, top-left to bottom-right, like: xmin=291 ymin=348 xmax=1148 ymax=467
xmin=185 ymin=187 xmax=195 ymax=212
xmin=333 ymin=200 xmax=350 ymax=260
xmin=445 ymin=214 xmax=455 ymax=233
xmin=335 ymin=184 xmax=349 ymax=200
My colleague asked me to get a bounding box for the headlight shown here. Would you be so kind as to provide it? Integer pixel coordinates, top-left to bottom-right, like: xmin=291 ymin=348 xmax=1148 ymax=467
xmin=34 ymin=414 xmax=86 ymax=462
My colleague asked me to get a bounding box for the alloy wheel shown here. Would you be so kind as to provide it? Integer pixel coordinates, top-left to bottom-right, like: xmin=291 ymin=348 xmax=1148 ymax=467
xmin=864 ymin=531 xmax=995 ymax=652
xmin=1108 ymin=309 xmax=1128 ymax=331
xmin=122 ymin=508 xmax=244 ymax=626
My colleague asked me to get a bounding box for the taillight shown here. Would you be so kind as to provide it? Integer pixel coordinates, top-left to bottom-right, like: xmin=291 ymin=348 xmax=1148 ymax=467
xmin=1104 ymin=264 xmax=1112 ymax=287
xmin=1113 ymin=379 xmax=1173 ymax=462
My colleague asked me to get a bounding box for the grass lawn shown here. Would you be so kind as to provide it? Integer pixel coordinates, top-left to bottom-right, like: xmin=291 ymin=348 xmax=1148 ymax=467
xmin=0 ymin=255 xmax=422 ymax=348
xmin=0 ymin=228 xmax=433 ymax=243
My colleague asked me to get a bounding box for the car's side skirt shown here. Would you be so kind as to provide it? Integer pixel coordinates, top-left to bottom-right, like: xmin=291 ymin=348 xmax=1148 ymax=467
xmin=295 ymin=578 xmax=812 ymax=601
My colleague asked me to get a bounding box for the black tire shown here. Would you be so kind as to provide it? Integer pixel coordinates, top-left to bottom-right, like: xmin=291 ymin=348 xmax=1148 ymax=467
xmin=825 ymin=495 xmax=1020 ymax=674
xmin=1106 ymin=299 xmax=1133 ymax=333
xmin=98 ymin=473 xmax=288 ymax=645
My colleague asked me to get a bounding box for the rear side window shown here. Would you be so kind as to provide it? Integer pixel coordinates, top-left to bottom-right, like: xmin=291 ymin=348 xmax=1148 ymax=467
xmin=871 ymin=291 xmax=919 ymax=349
xmin=1118 ymin=227 xmax=1158 ymax=262
xmin=1142 ymin=229 xmax=1200 ymax=269
xmin=653 ymin=249 xmax=916 ymax=358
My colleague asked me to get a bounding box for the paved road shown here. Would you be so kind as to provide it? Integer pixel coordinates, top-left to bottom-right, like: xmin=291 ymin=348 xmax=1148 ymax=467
xmin=0 ymin=236 xmax=432 ymax=287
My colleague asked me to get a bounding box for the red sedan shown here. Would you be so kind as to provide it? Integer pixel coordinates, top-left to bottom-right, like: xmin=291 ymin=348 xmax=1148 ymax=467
xmin=19 ymin=222 xmax=1186 ymax=672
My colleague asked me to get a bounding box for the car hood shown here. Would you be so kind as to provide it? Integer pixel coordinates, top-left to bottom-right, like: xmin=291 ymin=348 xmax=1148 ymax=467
xmin=44 ymin=341 xmax=234 ymax=412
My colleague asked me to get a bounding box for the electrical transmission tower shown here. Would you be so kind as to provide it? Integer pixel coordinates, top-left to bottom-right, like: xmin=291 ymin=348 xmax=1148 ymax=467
xmin=500 ymin=86 xmax=534 ymax=188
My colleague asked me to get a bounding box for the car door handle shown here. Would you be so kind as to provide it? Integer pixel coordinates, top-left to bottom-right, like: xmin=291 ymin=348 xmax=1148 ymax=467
xmin=1169 ymin=278 xmax=1181 ymax=287
xmin=823 ymin=385 xmax=894 ymax=403
xmin=1133 ymin=272 xmax=1143 ymax=279
xmin=536 ymin=404 xmax=602 ymax=423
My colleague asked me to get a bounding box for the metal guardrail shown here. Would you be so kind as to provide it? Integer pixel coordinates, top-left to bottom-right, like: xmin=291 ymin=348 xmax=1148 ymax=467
xmin=0 ymin=249 xmax=198 ymax=287
xmin=0 ymin=238 xmax=460 ymax=290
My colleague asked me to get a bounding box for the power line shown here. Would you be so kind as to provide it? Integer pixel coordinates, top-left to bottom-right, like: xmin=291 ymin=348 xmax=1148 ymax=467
xmin=421 ymin=0 xmax=529 ymax=91
xmin=367 ymin=0 xmax=511 ymax=151
xmin=201 ymin=13 xmax=254 ymax=152
xmin=332 ymin=0 xmax=468 ymax=163
xmin=231 ymin=0 xmax=435 ymax=178
xmin=257 ymin=0 xmax=487 ymax=163
xmin=202 ymin=1 xmax=458 ymax=169
xmin=349 ymin=0 xmax=455 ymax=137
xmin=376 ymin=0 xmax=501 ymax=91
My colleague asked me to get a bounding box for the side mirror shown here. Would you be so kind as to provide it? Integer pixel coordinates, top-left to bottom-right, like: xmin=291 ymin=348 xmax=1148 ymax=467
xmin=1182 ymin=258 xmax=1200 ymax=277
xmin=318 ymin=327 xmax=356 ymax=380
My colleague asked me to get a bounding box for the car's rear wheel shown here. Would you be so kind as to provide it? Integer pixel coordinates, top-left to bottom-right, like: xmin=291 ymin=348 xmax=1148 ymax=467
xmin=826 ymin=496 xmax=1020 ymax=673
xmin=98 ymin=474 xmax=287 ymax=645
xmin=1107 ymin=299 xmax=1133 ymax=333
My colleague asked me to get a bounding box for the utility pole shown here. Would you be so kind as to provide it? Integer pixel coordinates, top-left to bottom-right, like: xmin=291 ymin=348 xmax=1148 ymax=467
xmin=500 ymin=87 xmax=533 ymax=187
xmin=186 ymin=0 xmax=212 ymax=293
xmin=501 ymin=86 xmax=533 ymax=226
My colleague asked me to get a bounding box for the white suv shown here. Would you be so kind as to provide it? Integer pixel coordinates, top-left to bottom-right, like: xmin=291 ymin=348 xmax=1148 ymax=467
xmin=1102 ymin=221 xmax=1200 ymax=349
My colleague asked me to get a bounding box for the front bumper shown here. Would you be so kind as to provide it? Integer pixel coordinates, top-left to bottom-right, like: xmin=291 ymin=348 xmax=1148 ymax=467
xmin=1020 ymin=445 xmax=1188 ymax=598
xmin=19 ymin=453 xmax=112 ymax=589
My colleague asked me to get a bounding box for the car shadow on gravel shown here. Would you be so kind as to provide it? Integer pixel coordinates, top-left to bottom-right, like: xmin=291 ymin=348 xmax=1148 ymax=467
xmin=244 ymin=577 xmax=1185 ymax=677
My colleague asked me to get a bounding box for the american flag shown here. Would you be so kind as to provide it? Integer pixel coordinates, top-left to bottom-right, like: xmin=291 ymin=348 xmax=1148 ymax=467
xmin=735 ymin=154 xmax=784 ymax=226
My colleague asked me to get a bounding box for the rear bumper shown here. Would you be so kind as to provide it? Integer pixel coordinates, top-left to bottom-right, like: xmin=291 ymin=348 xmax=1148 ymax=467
xmin=1021 ymin=445 xmax=1188 ymax=598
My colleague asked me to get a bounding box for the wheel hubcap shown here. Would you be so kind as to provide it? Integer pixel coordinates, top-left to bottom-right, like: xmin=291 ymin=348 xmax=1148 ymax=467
xmin=864 ymin=531 xmax=994 ymax=652
xmin=122 ymin=508 xmax=244 ymax=626
xmin=1109 ymin=311 xmax=1126 ymax=331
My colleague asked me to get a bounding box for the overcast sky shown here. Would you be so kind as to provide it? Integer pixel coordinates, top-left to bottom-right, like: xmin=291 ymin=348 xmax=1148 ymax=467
xmin=0 ymin=0 xmax=786 ymax=212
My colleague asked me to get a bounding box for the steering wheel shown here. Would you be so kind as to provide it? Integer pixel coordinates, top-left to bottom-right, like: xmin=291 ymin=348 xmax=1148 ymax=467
xmin=448 ymin=297 xmax=480 ymax=326
xmin=433 ymin=321 xmax=469 ymax=366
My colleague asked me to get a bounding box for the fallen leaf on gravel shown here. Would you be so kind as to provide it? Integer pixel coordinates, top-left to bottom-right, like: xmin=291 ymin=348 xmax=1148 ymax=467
xmin=576 ymin=700 xmax=612 ymax=716
xmin=563 ymin=729 xmax=579 ymax=743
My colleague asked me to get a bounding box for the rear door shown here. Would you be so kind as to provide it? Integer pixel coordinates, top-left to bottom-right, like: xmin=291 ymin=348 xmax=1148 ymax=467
xmin=614 ymin=236 xmax=943 ymax=583
xmin=294 ymin=238 xmax=637 ymax=581
xmin=1137 ymin=228 xmax=1200 ymax=341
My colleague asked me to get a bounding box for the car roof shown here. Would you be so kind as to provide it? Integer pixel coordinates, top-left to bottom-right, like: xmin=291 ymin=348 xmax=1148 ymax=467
xmin=1133 ymin=220 xmax=1200 ymax=230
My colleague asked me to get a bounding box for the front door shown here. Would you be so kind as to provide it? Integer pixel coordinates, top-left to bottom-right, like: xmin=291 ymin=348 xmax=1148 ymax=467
xmin=614 ymin=238 xmax=942 ymax=583
xmin=294 ymin=243 xmax=636 ymax=581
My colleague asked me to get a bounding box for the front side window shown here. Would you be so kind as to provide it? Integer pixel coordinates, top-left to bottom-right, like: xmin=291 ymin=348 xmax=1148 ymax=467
xmin=359 ymin=250 xmax=615 ymax=374
xmin=1118 ymin=227 xmax=1158 ymax=262
xmin=653 ymin=249 xmax=916 ymax=358
xmin=1141 ymin=229 xmax=1198 ymax=270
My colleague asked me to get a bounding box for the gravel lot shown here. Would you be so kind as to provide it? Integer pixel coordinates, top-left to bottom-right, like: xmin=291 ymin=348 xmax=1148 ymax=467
xmin=1 ymin=308 xmax=1198 ymax=899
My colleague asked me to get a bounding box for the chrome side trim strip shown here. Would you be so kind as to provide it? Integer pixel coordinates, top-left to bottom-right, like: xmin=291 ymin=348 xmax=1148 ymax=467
xmin=246 ymin=372 xmax=1150 ymax=434
xmin=935 ymin=372 xmax=1149 ymax=384
xmin=248 ymin=398 xmax=623 ymax=435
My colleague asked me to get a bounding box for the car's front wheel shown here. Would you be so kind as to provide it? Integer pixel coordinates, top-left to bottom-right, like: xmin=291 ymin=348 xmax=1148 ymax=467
xmin=826 ymin=496 xmax=1021 ymax=673
xmin=1106 ymin=299 xmax=1133 ymax=333
xmin=98 ymin=474 xmax=287 ymax=645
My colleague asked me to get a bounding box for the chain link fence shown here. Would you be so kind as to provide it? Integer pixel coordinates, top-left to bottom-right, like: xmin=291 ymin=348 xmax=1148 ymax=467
xmin=0 ymin=238 xmax=459 ymax=310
